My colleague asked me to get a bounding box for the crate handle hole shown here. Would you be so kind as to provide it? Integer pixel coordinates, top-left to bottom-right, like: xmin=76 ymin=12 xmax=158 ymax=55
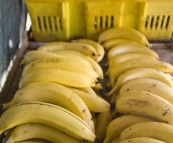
xmin=37 ymin=17 xmax=42 ymax=31
xmin=94 ymin=15 xmax=114 ymax=30
xmin=166 ymin=15 xmax=170 ymax=30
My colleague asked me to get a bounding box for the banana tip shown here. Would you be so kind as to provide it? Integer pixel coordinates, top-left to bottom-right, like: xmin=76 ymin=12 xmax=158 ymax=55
xmin=105 ymin=92 xmax=112 ymax=97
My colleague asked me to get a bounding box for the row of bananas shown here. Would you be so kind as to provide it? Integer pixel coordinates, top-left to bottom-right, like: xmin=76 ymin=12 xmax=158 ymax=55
xmin=97 ymin=27 xmax=173 ymax=143
xmin=0 ymin=39 xmax=111 ymax=142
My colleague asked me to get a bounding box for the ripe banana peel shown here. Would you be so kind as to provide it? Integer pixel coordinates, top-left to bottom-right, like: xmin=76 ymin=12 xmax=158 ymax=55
xmin=19 ymin=68 xmax=96 ymax=89
xmin=5 ymin=123 xmax=82 ymax=143
xmin=2 ymin=82 xmax=95 ymax=133
xmin=116 ymin=91 xmax=173 ymax=125
xmin=107 ymin=43 xmax=158 ymax=60
xmin=119 ymin=137 xmax=166 ymax=143
xmin=119 ymin=78 xmax=173 ymax=105
xmin=103 ymin=115 xmax=155 ymax=143
xmin=72 ymin=39 xmax=105 ymax=62
xmin=0 ymin=102 xmax=96 ymax=141
xmin=98 ymin=27 xmax=149 ymax=46
xmin=119 ymin=122 xmax=173 ymax=143
xmin=107 ymin=67 xmax=173 ymax=96
xmin=37 ymin=42 xmax=97 ymax=59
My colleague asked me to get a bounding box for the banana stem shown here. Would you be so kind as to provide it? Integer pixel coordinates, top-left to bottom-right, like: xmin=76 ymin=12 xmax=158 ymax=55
xmin=106 ymin=85 xmax=118 ymax=96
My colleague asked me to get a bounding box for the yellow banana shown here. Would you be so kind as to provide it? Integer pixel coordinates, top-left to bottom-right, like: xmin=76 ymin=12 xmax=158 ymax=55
xmin=116 ymin=91 xmax=173 ymax=125
xmin=5 ymin=123 xmax=82 ymax=143
xmin=91 ymin=112 xmax=97 ymax=129
xmin=2 ymin=82 xmax=95 ymax=133
xmin=107 ymin=67 xmax=173 ymax=96
xmin=95 ymin=111 xmax=112 ymax=143
xmin=4 ymin=139 xmax=51 ymax=143
xmin=119 ymin=122 xmax=173 ymax=143
xmin=102 ymin=38 xmax=142 ymax=51
xmin=21 ymin=58 xmax=98 ymax=80
xmin=77 ymin=87 xmax=97 ymax=96
xmin=37 ymin=42 xmax=97 ymax=59
xmin=119 ymin=137 xmax=166 ymax=143
xmin=103 ymin=115 xmax=155 ymax=143
xmin=108 ymin=57 xmax=173 ymax=86
xmin=68 ymin=87 xmax=110 ymax=112
xmin=118 ymin=78 xmax=173 ymax=105
xmin=20 ymin=50 xmax=65 ymax=66
xmin=98 ymin=27 xmax=149 ymax=46
xmin=53 ymin=50 xmax=104 ymax=79
xmin=107 ymin=43 xmax=159 ymax=60
xmin=71 ymin=39 xmax=105 ymax=62
xmin=108 ymin=53 xmax=158 ymax=69
xmin=109 ymin=137 xmax=120 ymax=143
xmin=0 ymin=102 xmax=96 ymax=141
xmin=117 ymin=90 xmax=172 ymax=106
xmin=19 ymin=68 xmax=96 ymax=89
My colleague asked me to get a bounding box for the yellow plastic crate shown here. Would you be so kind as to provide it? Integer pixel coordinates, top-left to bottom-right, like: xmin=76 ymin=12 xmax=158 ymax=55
xmin=23 ymin=0 xmax=173 ymax=42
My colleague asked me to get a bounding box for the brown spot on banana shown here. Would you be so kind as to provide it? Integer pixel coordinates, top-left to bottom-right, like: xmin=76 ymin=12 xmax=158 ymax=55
xmin=126 ymin=99 xmax=152 ymax=107
xmin=163 ymin=111 xmax=168 ymax=116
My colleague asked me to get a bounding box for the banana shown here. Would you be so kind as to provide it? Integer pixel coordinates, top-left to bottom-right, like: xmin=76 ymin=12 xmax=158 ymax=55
xmin=119 ymin=122 xmax=173 ymax=143
xmin=91 ymin=112 xmax=97 ymax=129
xmin=5 ymin=123 xmax=82 ymax=143
xmin=110 ymin=91 xmax=118 ymax=105
xmin=109 ymin=137 xmax=120 ymax=143
xmin=107 ymin=43 xmax=159 ymax=60
xmin=0 ymin=102 xmax=96 ymax=141
xmin=117 ymin=90 xmax=173 ymax=106
xmin=77 ymin=87 xmax=97 ymax=96
xmin=106 ymin=67 xmax=173 ymax=96
xmin=2 ymin=137 xmax=51 ymax=143
xmin=119 ymin=137 xmax=166 ymax=143
xmin=20 ymin=50 xmax=65 ymax=66
xmin=19 ymin=68 xmax=96 ymax=89
xmin=71 ymin=39 xmax=105 ymax=62
xmin=108 ymin=53 xmax=158 ymax=69
xmin=108 ymin=57 xmax=173 ymax=86
xmin=94 ymin=111 xmax=112 ymax=143
xmin=3 ymin=139 xmax=51 ymax=143
xmin=118 ymin=78 xmax=173 ymax=105
xmin=92 ymin=83 xmax=103 ymax=91
xmin=3 ymin=127 xmax=14 ymax=136
xmin=21 ymin=58 xmax=98 ymax=80
xmin=53 ymin=50 xmax=104 ymax=79
xmin=37 ymin=42 xmax=97 ymax=59
xmin=2 ymin=82 xmax=95 ymax=133
xmin=68 ymin=87 xmax=110 ymax=112
xmin=98 ymin=27 xmax=149 ymax=46
xmin=102 ymin=38 xmax=142 ymax=51
xmin=103 ymin=115 xmax=155 ymax=143
xmin=116 ymin=90 xmax=173 ymax=125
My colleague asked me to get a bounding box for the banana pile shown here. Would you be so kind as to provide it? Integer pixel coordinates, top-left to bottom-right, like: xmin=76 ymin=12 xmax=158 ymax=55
xmin=0 ymin=39 xmax=111 ymax=143
xmin=98 ymin=27 xmax=173 ymax=143
xmin=1 ymin=27 xmax=173 ymax=143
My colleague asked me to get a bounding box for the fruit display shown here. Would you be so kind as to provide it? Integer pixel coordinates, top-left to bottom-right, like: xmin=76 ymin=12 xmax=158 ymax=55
xmin=0 ymin=40 xmax=110 ymax=142
xmin=100 ymin=27 xmax=173 ymax=143
xmin=1 ymin=27 xmax=173 ymax=143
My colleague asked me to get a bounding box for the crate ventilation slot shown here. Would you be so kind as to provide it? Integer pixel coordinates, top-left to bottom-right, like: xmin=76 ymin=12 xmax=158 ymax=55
xmin=37 ymin=16 xmax=63 ymax=32
xmin=94 ymin=15 xmax=114 ymax=30
xmin=145 ymin=15 xmax=171 ymax=30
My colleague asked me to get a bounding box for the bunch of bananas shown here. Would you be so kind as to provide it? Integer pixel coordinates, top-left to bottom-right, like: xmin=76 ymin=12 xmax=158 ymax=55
xmin=0 ymin=39 xmax=112 ymax=143
xmin=98 ymin=27 xmax=173 ymax=143
xmin=1 ymin=26 xmax=173 ymax=143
